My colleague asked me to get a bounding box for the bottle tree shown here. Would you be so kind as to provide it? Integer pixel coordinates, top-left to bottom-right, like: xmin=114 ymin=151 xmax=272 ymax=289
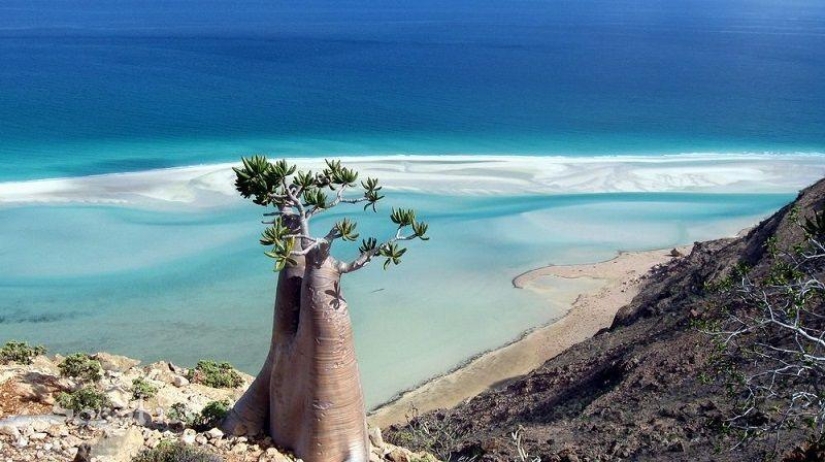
xmin=222 ymin=156 xmax=429 ymax=462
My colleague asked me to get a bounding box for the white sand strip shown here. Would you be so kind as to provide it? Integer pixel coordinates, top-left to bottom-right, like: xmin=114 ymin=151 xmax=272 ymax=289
xmin=1 ymin=153 xmax=824 ymax=206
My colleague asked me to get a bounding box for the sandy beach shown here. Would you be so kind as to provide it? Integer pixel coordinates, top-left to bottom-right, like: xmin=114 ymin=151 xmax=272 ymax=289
xmin=368 ymin=244 xmax=692 ymax=428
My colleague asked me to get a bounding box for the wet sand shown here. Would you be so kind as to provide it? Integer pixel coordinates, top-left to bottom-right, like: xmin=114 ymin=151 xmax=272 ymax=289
xmin=368 ymin=245 xmax=691 ymax=428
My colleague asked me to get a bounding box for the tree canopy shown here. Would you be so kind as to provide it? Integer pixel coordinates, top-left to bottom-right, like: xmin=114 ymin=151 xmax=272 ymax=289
xmin=233 ymin=155 xmax=429 ymax=272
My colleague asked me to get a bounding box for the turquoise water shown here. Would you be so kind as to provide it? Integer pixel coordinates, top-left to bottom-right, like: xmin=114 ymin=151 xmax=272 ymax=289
xmin=1 ymin=0 xmax=825 ymax=406
xmin=0 ymin=191 xmax=797 ymax=406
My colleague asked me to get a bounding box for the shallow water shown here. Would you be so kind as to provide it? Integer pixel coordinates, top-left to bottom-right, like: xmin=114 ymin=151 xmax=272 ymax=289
xmin=0 ymin=183 xmax=795 ymax=406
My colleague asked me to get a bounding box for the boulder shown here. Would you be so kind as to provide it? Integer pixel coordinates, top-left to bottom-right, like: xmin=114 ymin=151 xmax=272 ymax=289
xmin=206 ymin=427 xmax=224 ymax=439
xmin=181 ymin=428 xmax=197 ymax=445
xmin=93 ymin=353 xmax=140 ymax=373
xmin=368 ymin=425 xmax=384 ymax=449
xmin=91 ymin=427 xmax=144 ymax=462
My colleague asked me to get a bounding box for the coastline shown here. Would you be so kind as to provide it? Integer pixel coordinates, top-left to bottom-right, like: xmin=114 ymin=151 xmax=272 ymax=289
xmin=368 ymin=245 xmax=692 ymax=429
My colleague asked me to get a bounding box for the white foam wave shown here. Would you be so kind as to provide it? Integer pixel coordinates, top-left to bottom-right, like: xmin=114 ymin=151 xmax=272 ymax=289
xmin=1 ymin=153 xmax=824 ymax=206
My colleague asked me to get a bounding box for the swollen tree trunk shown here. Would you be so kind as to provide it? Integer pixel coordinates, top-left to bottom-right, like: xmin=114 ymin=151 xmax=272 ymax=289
xmin=221 ymin=257 xmax=305 ymax=435
xmin=272 ymin=250 xmax=369 ymax=462
xmin=223 ymin=247 xmax=369 ymax=462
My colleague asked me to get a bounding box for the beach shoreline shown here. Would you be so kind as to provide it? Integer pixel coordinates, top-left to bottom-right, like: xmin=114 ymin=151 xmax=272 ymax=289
xmin=368 ymin=244 xmax=692 ymax=429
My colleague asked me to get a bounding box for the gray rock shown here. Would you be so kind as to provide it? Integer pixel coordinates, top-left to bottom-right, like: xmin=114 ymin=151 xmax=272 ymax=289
xmin=0 ymin=425 xmax=20 ymax=438
xmin=206 ymin=427 xmax=224 ymax=439
xmin=72 ymin=443 xmax=92 ymax=462
xmin=368 ymin=425 xmax=384 ymax=449
xmin=93 ymin=353 xmax=140 ymax=373
xmin=106 ymin=389 xmax=130 ymax=410
xmin=181 ymin=428 xmax=197 ymax=445
xmin=172 ymin=375 xmax=190 ymax=388
xmin=91 ymin=427 xmax=144 ymax=462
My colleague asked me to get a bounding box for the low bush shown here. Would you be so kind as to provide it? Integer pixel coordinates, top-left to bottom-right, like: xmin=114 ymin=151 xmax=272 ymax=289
xmin=56 ymin=386 xmax=111 ymax=413
xmin=186 ymin=360 xmax=243 ymax=389
xmin=0 ymin=341 xmax=46 ymax=365
xmin=197 ymin=400 xmax=230 ymax=430
xmin=131 ymin=377 xmax=159 ymax=400
xmin=58 ymin=353 xmax=103 ymax=382
xmin=166 ymin=400 xmax=231 ymax=431
xmin=131 ymin=440 xmax=221 ymax=462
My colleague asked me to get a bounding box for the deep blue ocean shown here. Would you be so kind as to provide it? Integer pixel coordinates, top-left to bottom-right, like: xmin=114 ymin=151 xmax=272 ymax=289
xmin=2 ymin=1 xmax=825 ymax=407
xmin=1 ymin=0 xmax=824 ymax=180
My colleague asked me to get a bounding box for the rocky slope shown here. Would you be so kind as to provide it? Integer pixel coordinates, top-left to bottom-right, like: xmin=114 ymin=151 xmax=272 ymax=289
xmin=0 ymin=353 xmax=428 ymax=462
xmin=385 ymin=179 xmax=825 ymax=461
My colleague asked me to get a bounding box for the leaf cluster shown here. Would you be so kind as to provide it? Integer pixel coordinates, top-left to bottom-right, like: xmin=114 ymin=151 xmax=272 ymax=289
xmin=58 ymin=353 xmax=103 ymax=383
xmin=802 ymin=209 xmax=825 ymax=239
xmin=131 ymin=440 xmax=222 ymax=462
xmin=186 ymin=360 xmax=244 ymax=389
xmin=0 ymin=341 xmax=46 ymax=365
xmin=165 ymin=400 xmax=231 ymax=432
xmin=131 ymin=377 xmax=159 ymax=400
xmin=56 ymin=386 xmax=111 ymax=412
xmin=234 ymin=156 xmax=429 ymax=272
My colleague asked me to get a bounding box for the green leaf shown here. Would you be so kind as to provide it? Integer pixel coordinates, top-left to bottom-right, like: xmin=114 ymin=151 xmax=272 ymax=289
xmin=334 ymin=219 xmax=360 ymax=241
xmin=412 ymin=221 xmax=430 ymax=240
xmin=390 ymin=208 xmax=416 ymax=226
xmin=359 ymin=237 xmax=378 ymax=253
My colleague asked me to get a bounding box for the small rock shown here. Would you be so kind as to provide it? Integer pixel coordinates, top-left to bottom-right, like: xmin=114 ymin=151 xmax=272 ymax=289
xmin=31 ymin=420 xmax=51 ymax=433
xmin=172 ymin=375 xmax=190 ymax=388
xmin=0 ymin=425 xmax=20 ymax=438
xmin=106 ymin=390 xmax=130 ymax=410
xmin=14 ymin=436 xmax=29 ymax=448
xmin=132 ymin=408 xmax=153 ymax=427
xmin=30 ymin=432 xmax=48 ymax=440
xmin=91 ymin=427 xmax=144 ymax=462
xmin=93 ymin=352 xmax=141 ymax=373
xmin=72 ymin=443 xmax=92 ymax=462
xmin=232 ymin=442 xmax=249 ymax=453
xmin=181 ymin=428 xmax=197 ymax=445
xmin=368 ymin=426 xmax=384 ymax=449
xmin=195 ymin=434 xmax=208 ymax=445
xmin=669 ymin=440 xmax=687 ymax=453
xmin=44 ymin=442 xmax=54 ymax=452
xmin=206 ymin=427 xmax=224 ymax=439
xmin=386 ymin=448 xmax=409 ymax=462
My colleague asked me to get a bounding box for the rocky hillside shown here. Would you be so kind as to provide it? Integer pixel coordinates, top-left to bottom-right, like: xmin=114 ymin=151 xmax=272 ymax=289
xmin=0 ymin=353 xmax=428 ymax=462
xmin=385 ymin=178 xmax=825 ymax=462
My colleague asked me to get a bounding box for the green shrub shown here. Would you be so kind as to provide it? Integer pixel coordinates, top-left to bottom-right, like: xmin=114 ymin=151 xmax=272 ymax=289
xmin=131 ymin=440 xmax=221 ymax=462
xmin=196 ymin=400 xmax=231 ymax=430
xmin=58 ymin=353 xmax=103 ymax=382
xmin=56 ymin=386 xmax=111 ymax=412
xmin=0 ymin=341 xmax=46 ymax=365
xmin=166 ymin=402 xmax=197 ymax=427
xmin=186 ymin=360 xmax=243 ymax=389
xmin=165 ymin=400 xmax=231 ymax=431
xmin=131 ymin=377 xmax=159 ymax=400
